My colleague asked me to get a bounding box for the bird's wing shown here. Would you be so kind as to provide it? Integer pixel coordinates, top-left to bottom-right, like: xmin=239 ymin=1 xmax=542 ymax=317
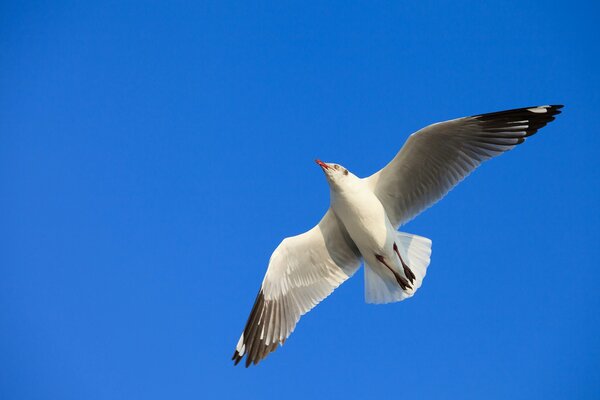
xmin=364 ymin=105 xmax=563 ymax=228
xmin=232 ymin=209 xmax=362 ymax=367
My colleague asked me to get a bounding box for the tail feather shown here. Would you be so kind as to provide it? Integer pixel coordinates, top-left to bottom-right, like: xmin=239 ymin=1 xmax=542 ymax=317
xmin=364 ymin=232 xmax=432 ymax=304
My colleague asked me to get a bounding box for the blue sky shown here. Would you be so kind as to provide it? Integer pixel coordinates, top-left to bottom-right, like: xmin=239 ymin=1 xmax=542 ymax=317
xmin=2 ymin=1 xmax=599 ymax=399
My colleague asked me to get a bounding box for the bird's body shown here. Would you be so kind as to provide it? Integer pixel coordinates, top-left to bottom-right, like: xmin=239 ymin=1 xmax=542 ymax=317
xmin=232 ymin=104 xmax=563 ymax=367
xmin=328 ymin=173 xmax=413 ymax=295
xmin=330 ymin=174 xmax=390 ymax=255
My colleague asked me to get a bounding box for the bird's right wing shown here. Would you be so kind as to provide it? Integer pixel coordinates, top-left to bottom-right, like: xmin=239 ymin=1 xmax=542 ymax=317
xmin=232 ymin=209 xmax=362 ymax=367
xmin=364 ymin=105 xmax=563 ymax=228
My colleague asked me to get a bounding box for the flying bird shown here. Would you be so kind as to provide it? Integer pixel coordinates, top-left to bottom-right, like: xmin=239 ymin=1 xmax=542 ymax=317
xmin=232 ymin=105 xmax=563 ymax=367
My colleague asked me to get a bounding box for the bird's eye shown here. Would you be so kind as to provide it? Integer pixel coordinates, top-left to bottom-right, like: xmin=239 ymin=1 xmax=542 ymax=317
xmin=344 ymin=169 xmax=348 ymax=175
xmin=334 ymin=165 xmax=340 ymax=170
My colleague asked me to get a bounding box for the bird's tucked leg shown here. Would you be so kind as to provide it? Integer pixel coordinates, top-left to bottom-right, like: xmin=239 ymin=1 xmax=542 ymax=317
xmin=375 ymin=254 xmax=411 ymax=290
xmin=393 ymin=242 xmax=416 ymax=284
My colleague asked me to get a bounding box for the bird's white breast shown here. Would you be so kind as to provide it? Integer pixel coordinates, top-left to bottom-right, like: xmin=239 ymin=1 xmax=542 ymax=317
xmin=330 ymin=181 xmax=391 ymax=254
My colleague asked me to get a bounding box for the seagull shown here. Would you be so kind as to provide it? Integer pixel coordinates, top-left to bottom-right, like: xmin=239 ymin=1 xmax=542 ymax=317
xmin=232 ymin=105 xmax=563 ymax=367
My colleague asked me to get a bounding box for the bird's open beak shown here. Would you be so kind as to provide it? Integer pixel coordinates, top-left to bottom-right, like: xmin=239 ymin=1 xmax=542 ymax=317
xmin=315 ymin=159 xmax=330 ymax=170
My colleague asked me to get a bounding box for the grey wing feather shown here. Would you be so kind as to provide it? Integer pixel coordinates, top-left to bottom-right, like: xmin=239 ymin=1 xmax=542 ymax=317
xmin=232 ymin=209 xmax=361 ymax=367
xmin=365 ymin=105 xmax=563 ymax=228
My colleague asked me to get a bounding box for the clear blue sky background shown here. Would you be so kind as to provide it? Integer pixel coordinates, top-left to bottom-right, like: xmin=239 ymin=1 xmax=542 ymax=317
xmin=2 ymin=1 xmax=599 ymax=399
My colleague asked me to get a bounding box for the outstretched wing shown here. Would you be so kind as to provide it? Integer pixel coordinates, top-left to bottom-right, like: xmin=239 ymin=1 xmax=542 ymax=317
xmin=365 ymin=105 xmax=563 ymax=228
xmin=232 ymin=210 xmax=362 ymax=367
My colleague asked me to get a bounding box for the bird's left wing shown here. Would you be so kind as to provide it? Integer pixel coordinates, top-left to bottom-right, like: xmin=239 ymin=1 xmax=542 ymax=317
xmin=232 ymin=209 xmax=362 ymax=367
xmin=364 ymin=105 xmax=563 ymax=228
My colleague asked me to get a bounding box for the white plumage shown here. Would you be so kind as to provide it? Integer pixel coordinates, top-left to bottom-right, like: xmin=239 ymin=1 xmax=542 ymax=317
xmin=233 ymin=105 xmax=563 ymax=367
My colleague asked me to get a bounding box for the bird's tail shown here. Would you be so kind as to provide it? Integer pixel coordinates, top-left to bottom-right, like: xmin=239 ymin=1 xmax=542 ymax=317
xmin=364 ymin=232 xmax=432 ymax=304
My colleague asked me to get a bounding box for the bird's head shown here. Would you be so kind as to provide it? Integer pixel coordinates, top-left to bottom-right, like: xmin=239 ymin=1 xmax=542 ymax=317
xmin=315 ymin=159 xmax=356 ymax=190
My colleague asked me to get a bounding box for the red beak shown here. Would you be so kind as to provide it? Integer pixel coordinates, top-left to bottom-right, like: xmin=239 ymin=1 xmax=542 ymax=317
xmin=315 ymin=159 xmax=330 ymax=170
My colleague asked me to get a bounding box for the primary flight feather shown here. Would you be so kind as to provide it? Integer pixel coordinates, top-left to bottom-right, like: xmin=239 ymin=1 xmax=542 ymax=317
xmin=232 ymin=105 xmax=563 ymax=367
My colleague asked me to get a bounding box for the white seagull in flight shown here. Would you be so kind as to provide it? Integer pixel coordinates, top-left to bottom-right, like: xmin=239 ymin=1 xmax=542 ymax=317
xmin=232 ymin=105 xmax=563 ymax=367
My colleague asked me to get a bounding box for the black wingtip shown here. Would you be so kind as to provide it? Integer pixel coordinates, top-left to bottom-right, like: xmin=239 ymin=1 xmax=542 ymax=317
xmin=473 ymin=104 xmax=564 ymax=139
xmin=232 ymin=350 xmax=242 ymax=365
xmin=232 ymin=289 xmax=285 ymax=367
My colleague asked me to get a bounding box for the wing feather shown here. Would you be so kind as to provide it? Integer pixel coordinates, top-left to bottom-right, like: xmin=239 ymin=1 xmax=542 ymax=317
xmin=365 ymin=105 xmax=563 ymax=228
xmin=232 ymin=210 xmax=361 ymax=367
